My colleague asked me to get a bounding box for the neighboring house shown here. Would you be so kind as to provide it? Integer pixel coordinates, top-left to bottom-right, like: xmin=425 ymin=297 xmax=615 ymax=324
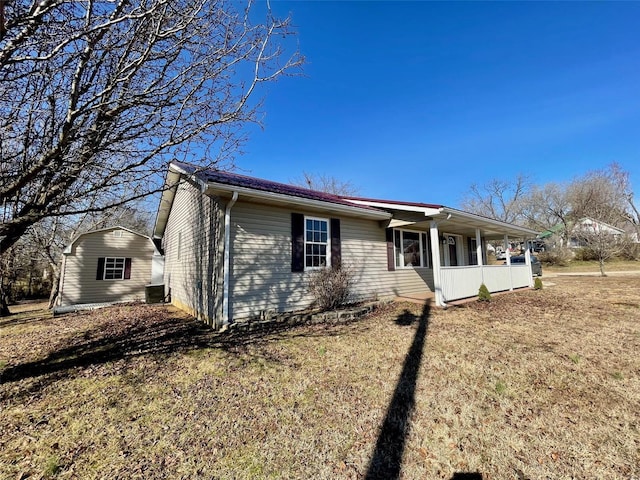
xmin=58 ymin=226 xmax=164 ymax=306
xmin=539 ymin=217 xmax=626 ymax=249
xmin=153 ymin=162 xmax=538 ymax=329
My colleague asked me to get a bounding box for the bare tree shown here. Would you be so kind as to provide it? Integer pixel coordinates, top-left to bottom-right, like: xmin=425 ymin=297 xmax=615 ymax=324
xmin=0 ymin=0 xmax=301 ymax=251
xmin=571 ymin=217 xmax=628 ymax=277
xmin=0 ymin=0 xmax=302 ymax=314
xmin=604 ymin=162 xmax=640 ymax=238
xmin=290 ymin=172 xmax=359 ymax=196
xmin=460 ymin=174 xmax=531 ymax=224
xmin=523 ymin=182 xmax=573 ymax=244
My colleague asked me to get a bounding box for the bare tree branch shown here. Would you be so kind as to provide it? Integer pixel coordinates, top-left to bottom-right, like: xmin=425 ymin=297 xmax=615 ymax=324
xmin=0 ymin=0 xmax=303 ymax=254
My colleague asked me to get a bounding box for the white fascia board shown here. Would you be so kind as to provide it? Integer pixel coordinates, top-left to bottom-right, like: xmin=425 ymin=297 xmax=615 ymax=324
xmin=346 ymin=199 xmax=443 ymax=217
xmin=204 ymin=183 xmax=391 ymax=220
xmin=63 ymin=226 xmax=159 ymax=256
xmin=387 ymin=219 xmax=419 ymax=228
xmin=153 ymin=168 xmax=183 ymax=239
xmin=438 ymin=207 xmax=539 ymax=236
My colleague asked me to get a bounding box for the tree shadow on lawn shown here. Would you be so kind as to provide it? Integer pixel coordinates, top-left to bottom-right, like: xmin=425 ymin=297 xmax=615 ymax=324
xmin=365 ymin=300 xmax=431 ymax=480
xmin=0 ymin=304 xmax=375 ymax=400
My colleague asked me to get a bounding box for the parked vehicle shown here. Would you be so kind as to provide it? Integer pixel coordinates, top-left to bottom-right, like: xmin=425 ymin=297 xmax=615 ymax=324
xmin=526 ymin=240 xmax=546 ymax=253
xmin=504 ymin=255 xmax=542 ymax=276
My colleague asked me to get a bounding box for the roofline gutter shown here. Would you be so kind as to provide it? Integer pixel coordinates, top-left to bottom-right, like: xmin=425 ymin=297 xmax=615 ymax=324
xmin=436 ymin=207 xmax=539 ymax=236
xmin=203 ymin=182 xmax=392 ymax=220
xmin=222 ymin=191 xmax=238 ymax=329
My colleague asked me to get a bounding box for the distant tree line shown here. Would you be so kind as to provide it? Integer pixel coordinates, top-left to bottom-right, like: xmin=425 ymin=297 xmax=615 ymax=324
xmin=461 ymin=163 xmax=639 ymax=275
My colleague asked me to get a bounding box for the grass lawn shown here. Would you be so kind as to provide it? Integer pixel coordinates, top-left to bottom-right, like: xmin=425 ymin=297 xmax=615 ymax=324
xmin=543 ymin=259 xmax=640 ymax=274
xmin=1 ymin=276 xmax=639 ymax=479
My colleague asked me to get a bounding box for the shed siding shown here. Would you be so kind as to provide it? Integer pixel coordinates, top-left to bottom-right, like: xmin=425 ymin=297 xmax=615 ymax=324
xmin=59 ymin=229 xmax=155 ymax=305
xmin=163 ymin=178 xmax=224 ymax=326
xmin=229 ymin=201 xmax=434 ymax=321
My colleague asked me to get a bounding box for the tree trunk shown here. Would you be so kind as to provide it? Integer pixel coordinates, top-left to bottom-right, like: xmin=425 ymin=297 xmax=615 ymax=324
xmin=599 ymin=258 xmax=607 ymax=277
xmin=47 ymin=263 xmax=61 ymax=310
xmin=0 ymin=283 xmax=11 ymax=316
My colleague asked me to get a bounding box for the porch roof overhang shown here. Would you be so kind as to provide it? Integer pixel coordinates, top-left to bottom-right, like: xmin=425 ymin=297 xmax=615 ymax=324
xmin=348 ymin=199 xmax=538 ymax=239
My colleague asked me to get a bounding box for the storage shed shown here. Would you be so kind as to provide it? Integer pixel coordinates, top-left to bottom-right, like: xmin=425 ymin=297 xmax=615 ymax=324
xmin=58 ymin=226 xmax=164 ymax=307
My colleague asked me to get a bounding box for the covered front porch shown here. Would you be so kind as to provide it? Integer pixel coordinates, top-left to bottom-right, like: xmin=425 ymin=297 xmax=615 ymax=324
xmin=350 ymin=199 xmax=540 ymax=306
xmin=425 ymin=207 xmax=539 ymax=306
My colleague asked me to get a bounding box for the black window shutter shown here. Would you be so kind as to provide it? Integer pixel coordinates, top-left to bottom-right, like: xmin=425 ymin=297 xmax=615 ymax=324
xmin=96 ymin=257 xmax=105 ymax=280
xmin=291 ymin=213 xmax=304 ymax=272
xmin=330 ymin=218 xmax=341 ymax=269
xmin=124 ymin=258 xmax=132 ymax=279
xmin=385 ymin=228 xmax=395 ymax=271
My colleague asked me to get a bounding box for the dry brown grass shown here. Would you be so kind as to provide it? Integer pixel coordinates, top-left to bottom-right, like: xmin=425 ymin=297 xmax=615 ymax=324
xmin=0 ymin=278 xmax=639 ymax=479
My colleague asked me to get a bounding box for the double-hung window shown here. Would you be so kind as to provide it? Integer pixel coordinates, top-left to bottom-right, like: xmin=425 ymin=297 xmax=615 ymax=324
xmin=305 ymin=217 xmax=329 ymax=268
xmin=393 ymin=229 xmax=429 ymax=268
xmin=104 ymin=257 xmax=126 ymax=280
xmin=97 ymin=257 xmax=131 ymax=280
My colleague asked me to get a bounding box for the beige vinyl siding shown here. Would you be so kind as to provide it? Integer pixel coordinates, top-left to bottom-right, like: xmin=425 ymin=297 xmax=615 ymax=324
xmin=230 ymin=202 xmax=310 ymax=320
xmin=59 ymin=229 xmax=155 ymax=305
xmin=229 ymin=201 xmax=434 ymax=321
xmin=163 ymin=178 xmax=224 ymax=326
xmin=341 ymin=217 xmax=434 ymax=299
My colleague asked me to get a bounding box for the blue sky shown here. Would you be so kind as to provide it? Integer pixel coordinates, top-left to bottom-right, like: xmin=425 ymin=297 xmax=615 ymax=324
xmin=237 ymin=1 xmax=640 ymax=207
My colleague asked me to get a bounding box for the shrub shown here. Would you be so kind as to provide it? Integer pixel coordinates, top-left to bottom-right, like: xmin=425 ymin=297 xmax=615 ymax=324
xmin=308 ymin=266 xmax=354 ymax=311
xmin=534 ymin=277 xmax=543 ymax=290
xmin=573 ymin=247 xmax=598 ymax=261
xmin=618 ymin=241 xmax=640 ymax=261
xmin=478 ymin=283 xmax=491 ymax=302
xmin=538 ymin=247 xmax=572 ymax=266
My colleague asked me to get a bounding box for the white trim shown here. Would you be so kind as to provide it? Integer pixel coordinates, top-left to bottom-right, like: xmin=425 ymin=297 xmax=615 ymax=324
xmin=103 ymin=257 xmax=126 ymax=281
xmin=442 ymin=233 xmax=463 ymax=267
xmin=304 ymin=215 xmax=331 ymax=270
xmin=63 ymin=226 xmax=160 ymax=256
xmin=392 ymin=227 xmax=429 ymax=269
xmin=346 ymin=199 xmax=442 ymax=217
xmin=204 ymin=183 xmax=391 ymax=221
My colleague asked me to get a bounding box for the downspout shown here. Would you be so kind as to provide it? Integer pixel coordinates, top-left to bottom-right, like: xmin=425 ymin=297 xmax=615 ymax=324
xmin=222 ymin=191 xmax=238 ymax=329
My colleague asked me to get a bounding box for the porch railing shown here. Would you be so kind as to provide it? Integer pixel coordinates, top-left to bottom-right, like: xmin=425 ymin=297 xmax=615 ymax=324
xmin=440 ymin=265 xmax=532 ymax=302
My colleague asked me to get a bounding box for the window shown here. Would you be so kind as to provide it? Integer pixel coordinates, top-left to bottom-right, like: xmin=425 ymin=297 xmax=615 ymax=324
xmin=291 ymin=214 xmax=340 ymax=273
xmin=97 ymin=257 xmax=131 ymax=280
xmin=393 ymin=229 xmax=429 ymax=268
xmin=104 ymin=257 xmax=126 ymax=280
xmin=305 ymin=217 xmax=329 ymax=268
xmin=177 ymin=231 xmax=182 ymax=261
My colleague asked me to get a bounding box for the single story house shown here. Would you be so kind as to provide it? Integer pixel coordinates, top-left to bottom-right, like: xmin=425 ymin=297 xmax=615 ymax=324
xmin=57 ymin=226 xmax=164 ymax=307
xmin=539 ymin=217 xmax=626 ymax=249
xmin=153 ymin=162 xmax=538 ymax=329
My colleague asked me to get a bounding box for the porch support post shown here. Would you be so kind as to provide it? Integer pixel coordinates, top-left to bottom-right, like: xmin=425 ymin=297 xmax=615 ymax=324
xmin=475 ymin=228 xmax=483 ymax=266
xmin=504 ymin=234 xmax=511 ymax=265
xmin=430 ymin=220 xmax=445 ymax=307
xmin=504 ymin=234 xmax=513 ymax=291
xmin=525 ymin=246 xmax=534 ymax=287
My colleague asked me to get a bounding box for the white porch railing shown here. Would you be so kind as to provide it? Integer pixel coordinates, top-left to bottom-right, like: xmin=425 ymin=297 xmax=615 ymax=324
xmin=440 ymin=265 xmax=532 ymax=302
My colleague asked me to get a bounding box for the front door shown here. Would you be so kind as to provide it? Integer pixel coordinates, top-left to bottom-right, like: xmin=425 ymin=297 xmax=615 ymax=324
xmin=448 ymin=236 xmax=458 ymax=266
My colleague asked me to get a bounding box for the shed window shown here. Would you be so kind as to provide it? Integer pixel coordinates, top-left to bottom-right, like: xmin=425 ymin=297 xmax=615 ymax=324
xmin=97 ymin=257 xmax=131 ymax=280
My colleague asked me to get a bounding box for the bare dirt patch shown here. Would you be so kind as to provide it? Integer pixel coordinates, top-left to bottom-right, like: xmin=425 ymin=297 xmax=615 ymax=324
xmin=1 ymin=278 xmax=639 ymax=479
